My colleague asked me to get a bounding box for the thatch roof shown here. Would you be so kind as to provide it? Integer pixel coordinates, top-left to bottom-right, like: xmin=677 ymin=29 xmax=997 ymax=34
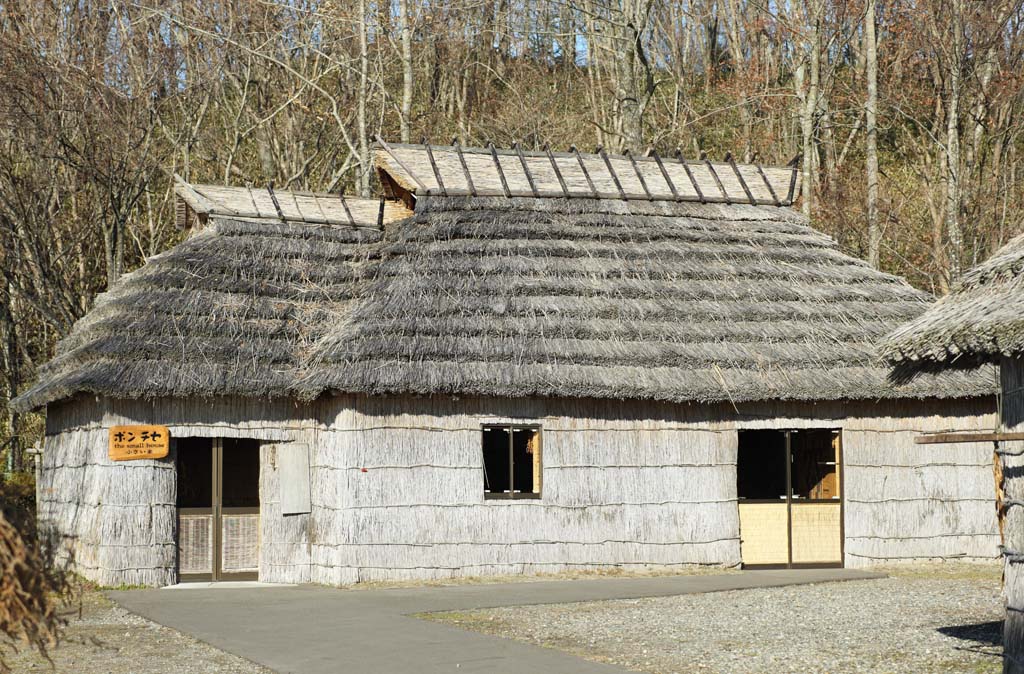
xmin=12 ymin=201 xmax=390 ymax=413
xmin=883 ymin=233 xmax=1024 ymax=366
xmin=12 ymin=146 xmax=995 ymax=413
xmin=300 ymin=196 xmax=991 ymax=403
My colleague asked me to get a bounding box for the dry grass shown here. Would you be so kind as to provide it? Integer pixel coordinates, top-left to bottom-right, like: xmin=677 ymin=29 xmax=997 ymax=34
xmin=0 ymin=512 xmax=77 ymax=673
xmin=3 ymin=589 xmax=272 ymax=674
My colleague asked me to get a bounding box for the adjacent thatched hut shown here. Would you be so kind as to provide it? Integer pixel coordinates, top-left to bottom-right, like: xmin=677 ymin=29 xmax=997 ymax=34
xmin=12 ymin=143 xmax=1002 ymax=587
xmin=883 ymin=234 xmax=1024 ymax=673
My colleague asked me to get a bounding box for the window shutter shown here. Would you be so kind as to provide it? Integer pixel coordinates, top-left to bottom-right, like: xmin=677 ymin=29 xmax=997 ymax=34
xmin=279 ymin=443 xmax=311 ymax=515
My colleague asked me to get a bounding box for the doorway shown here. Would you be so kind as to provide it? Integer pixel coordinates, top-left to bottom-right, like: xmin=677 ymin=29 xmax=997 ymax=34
xmin=736 ymin=428 xmax=842 ymax=568
xmin=176 ymin=437 xmax=261 ymax=581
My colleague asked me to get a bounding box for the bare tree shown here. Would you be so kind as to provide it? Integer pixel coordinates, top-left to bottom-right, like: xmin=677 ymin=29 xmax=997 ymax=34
xmin=865 ymin=0 xmax=880 ymax=268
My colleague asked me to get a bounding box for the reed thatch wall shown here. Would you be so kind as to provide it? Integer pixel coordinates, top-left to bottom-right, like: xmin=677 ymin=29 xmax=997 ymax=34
xmin=305 ymin=394 xmax=998 ymax=583
xmin=308 ymin=395 xmax=739 ymax=584
xmin=41 ymin=399 xmax=177 ymax=587
xmin=40 ymin=395 xmax=314 ymax=587
xmin=38 ymin=393 xmax=999 ymax=586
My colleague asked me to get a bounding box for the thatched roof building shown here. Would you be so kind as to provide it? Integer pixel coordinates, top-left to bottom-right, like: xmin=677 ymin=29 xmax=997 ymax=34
xmin=14 ymin=143 xmax=1001 ymax=587
xmin=883 ymin=233 xmax=1024 ymax=366
xmin=881 ymin=237 xmax=1024 ymax=674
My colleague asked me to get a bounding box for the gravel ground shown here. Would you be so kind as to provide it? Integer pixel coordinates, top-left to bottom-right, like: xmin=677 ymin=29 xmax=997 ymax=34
xmin=426 ymin=564 xmax=1004 ymax=674
xmin=3 ymin=590 xmax=272 ymax=674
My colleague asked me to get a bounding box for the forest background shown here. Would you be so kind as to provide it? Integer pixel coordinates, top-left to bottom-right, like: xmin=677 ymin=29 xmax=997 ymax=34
xmin=1 ymin=0 xmax=1023 ymax=469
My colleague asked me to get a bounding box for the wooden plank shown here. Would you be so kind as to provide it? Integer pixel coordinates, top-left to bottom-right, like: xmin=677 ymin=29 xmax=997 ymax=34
xmin=915 ymin=432 xmax=1024 ymax=444
xmin=173 ymin=176 xmax=222 ymax=215
xmin=108 ymin=425 xmax=170 ymax=461
xmin=280 ymin=443 xmax=312 ymax=515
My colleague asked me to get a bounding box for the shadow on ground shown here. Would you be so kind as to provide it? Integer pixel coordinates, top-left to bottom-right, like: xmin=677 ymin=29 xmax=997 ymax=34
xmin=938 ymin=620 xmax=1003 ymax=658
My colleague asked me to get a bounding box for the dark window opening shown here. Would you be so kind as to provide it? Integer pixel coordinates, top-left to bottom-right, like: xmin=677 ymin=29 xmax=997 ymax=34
xmin=482 ymin=425 xmax=541 ymax=499
xmin=737 ymin=429 xmax=840 ymax=501
xmin=791 ymin=430 xmax=839 ymax=500
xmin=737 ymin=430 xmax=787 ymax=500
xmin=176 ymin=437 xmax=213 ymax=508
xmin=222 ymin=438 xmax=261 ymax=507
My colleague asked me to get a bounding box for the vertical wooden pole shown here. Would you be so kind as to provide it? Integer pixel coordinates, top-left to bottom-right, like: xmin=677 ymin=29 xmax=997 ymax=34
xmin=507 ymin=428 xmax=514 ymax=497
xmin=785 ymin=430 xmax=793 ymax=569
xmin=213 ymin=438 xmax=223 ymax=582
xmin=1001 ymin=357 xmax=1024 ymax=673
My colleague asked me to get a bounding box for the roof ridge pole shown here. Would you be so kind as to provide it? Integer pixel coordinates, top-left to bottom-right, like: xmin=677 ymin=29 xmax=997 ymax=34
xmin=704 ymin=158 xmax=731 ymax=204
xmin=650 ymin=150 xmax=682 ymax=201
xmin=570 ymin=145 xmax=598 ymax=198
xmin=267 ymin=182 xmax=287 ymax=221
xmin=488 ymin=142 xmax=512 ymax=198
xmin=674 ymin=149 xmax=705 ymax=203
xmin=422 ymin=138 xmax=448 ymax=197
xmin=785 ymin=154 xmax=802 ymax=205
xmin=755 ymin=163 xmax=782 ymax=207
xmin=725 ymin=152 xmax=757 ymax=205
xmin=625 ymin=150 xmax=653 ymax=200
xmin=513 ymin=142 xmax=540 ymax=197
xmin=338 ymin=192 xmax=357 ymax=226
xmin=452 ymin=139 xmax=477 ymax=196
xmin=544 ymin=143 xmax=570 ymax=198
xmin=375 ymin=134 xmax=429 ymax=194
xmin=597 ymin=146 xmax=628 ymax=200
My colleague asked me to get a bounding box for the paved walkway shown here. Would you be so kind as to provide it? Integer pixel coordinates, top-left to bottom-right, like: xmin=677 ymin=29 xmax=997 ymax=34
xmin=109 ymin=568 xmax=882 ymax=674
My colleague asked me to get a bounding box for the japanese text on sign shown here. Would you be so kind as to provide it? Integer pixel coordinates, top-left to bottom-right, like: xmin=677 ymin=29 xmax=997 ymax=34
xmin=108 ymin=425 xmax=170 ymax=461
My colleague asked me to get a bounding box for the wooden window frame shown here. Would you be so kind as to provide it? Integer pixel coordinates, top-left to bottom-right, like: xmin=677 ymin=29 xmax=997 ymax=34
xmin=481 ymin=424 xmax=542 ymax=500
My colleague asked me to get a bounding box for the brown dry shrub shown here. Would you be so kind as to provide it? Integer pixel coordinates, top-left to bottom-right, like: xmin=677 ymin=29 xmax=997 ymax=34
xmin=0 ymin=475 xmax=76 ymax=672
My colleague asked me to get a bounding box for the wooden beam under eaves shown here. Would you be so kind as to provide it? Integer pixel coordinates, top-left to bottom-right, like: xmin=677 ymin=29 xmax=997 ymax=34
xmin=914 ymin=431 xmax=1024 ymax=444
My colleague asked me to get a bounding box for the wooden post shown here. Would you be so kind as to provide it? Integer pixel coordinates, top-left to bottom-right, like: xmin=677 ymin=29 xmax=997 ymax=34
xmin=915 ymin=370 xmax=1024 ymax=672
xmin=1002 ymin=356 xmax=1024 ymax=674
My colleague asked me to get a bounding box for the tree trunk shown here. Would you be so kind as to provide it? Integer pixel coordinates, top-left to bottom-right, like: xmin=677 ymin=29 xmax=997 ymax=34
xmin=103 ymin=219 xmax=123 ymax=288
xmin=356 ymin=0 xmax=371 ymax=197
xmin=1 ymin=278 xmax=19 ymax=473
xmin=612 ymin=0 xmax=655 ymax=152
xmin=399 ymin=0 xmax=413 ymax=143
xmin=944 ymin=0 xmax=964 ymax=281
xmin=865 ymin=0 xmax=881 ymax=268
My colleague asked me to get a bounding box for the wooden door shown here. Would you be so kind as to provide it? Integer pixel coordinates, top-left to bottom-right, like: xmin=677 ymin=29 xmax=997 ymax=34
xmin=789 ymin=430 xmax=842 ymax=565
xmin=737 ymin=429 xmax=843 ymax=568
xmin=176 ymin=438 xmax=260 ymax=581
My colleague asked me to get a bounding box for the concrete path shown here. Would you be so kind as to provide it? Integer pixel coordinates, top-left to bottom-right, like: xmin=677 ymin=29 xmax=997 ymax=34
xmin=109 ymin=568 xmax=882 ymax=674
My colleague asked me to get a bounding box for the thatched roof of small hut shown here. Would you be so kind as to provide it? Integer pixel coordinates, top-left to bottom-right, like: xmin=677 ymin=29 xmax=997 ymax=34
xmin=883 ymin=233 xmax=1024 ymax=366
xmin=11 ymin=144 xmax=995 ymax=413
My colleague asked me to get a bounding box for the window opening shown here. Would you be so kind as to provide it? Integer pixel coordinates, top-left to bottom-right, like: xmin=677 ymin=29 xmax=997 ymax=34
xmin=482 ymin=425 xmax=541 ymax=498
xmin=790 ymin=430 xmax=840 ymax=500
xmin=176 ymin=437 xmax=213 ymax=508
xmin=737 ymin=430 xmax=787 ymax=500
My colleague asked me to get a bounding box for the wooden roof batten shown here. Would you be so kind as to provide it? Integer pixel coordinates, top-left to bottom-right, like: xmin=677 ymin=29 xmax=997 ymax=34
xmin=173 ymin=174 xmax=411 ymax=230
xmin=372 ymin=140 xmax=800 ymax=207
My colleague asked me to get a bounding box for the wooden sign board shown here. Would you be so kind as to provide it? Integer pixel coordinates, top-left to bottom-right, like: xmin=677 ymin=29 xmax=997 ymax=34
xmin=109 ymin=425 xmax=170 ymax=461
